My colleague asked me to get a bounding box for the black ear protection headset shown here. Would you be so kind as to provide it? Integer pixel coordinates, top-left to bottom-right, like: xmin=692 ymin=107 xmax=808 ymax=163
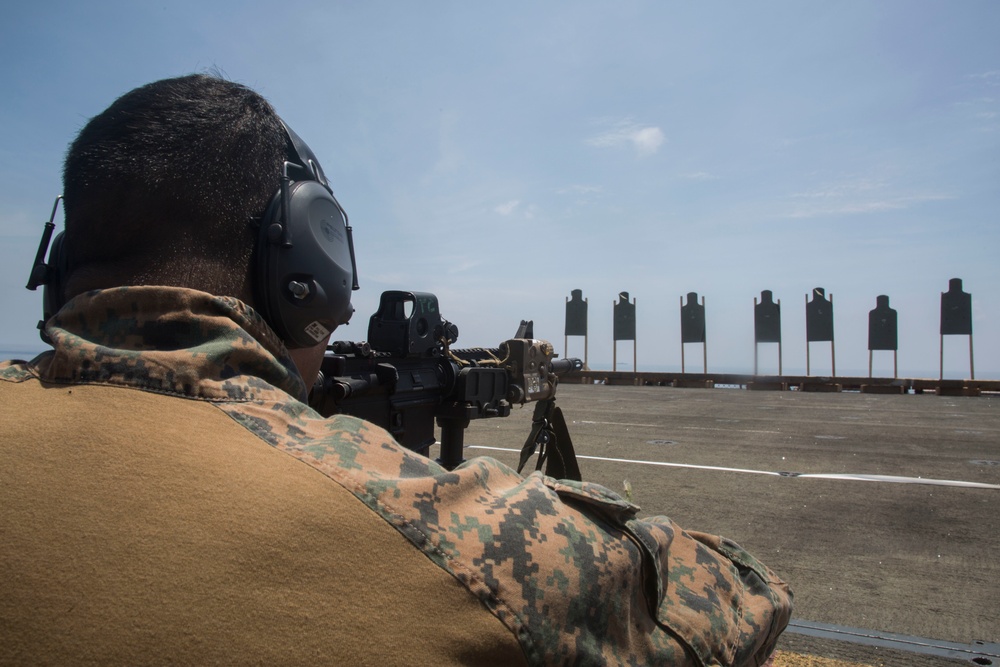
xmin=26 ymin=119 xmax=359 ymax=349
xmin=253 ymin=120 xmax=359 ymax=347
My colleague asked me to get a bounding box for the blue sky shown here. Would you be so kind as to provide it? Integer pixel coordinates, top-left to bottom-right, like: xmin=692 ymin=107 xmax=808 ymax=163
xmin=2 ymin=1 xmax=997 ymax=378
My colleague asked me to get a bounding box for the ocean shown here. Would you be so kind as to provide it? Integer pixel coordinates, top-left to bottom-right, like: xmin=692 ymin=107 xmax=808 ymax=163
xmin=0 ymin=347 xmax=47 ymax=362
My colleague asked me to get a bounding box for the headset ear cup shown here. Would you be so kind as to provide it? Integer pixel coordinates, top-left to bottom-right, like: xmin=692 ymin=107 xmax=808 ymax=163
xmin=254 ymin=181 xmax=355 ymax=348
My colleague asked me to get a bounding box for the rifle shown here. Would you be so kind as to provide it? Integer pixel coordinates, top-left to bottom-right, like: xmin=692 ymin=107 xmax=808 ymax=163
xmin=308 ymin=290 xmax=583 ymax=479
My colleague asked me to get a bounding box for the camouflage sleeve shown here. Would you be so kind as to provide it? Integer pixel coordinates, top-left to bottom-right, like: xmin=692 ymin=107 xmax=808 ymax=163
xmin=631 ymin=519 xmax=793 ymax=666
xmin=543 ymin=477 xmax=792 ymax=666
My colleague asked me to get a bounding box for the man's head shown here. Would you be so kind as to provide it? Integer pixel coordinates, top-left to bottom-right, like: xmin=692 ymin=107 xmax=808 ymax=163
xmin=54 ymin=73 xmax=358 ymax=382
xmin=62 ymin=74 xmax=286 ymax=304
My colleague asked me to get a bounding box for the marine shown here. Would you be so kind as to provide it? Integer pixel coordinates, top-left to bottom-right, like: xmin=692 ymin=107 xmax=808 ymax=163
xmin=0 ymin=73 xmax=791 ymax=666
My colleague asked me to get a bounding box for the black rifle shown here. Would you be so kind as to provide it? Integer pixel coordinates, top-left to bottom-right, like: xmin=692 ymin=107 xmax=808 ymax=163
xmin=308 ymin=290 xmax=583 ymax=479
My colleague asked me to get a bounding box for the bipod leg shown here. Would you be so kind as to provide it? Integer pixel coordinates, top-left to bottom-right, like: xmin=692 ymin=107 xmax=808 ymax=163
xmin=516 ymin=399 xmax=581 ymax=481
xmin=517 ymin=400 xmax=552 ymax=475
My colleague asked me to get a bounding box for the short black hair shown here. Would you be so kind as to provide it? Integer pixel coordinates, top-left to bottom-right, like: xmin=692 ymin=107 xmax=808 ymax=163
xmin=62 ymin=74 xmax=286 ymax=300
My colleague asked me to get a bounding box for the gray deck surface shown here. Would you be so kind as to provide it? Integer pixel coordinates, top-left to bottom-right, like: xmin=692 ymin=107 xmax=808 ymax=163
xmin=461 ymin=384 xmax=1000 ymax=665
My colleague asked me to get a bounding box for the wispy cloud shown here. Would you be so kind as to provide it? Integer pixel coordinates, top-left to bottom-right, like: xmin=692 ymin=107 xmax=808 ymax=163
xmin=587 ymin=119 xmax=665 ymax=156
xmin=782 ymin=179 xmax=953 ymax=219
xmin=966 ymin=70 xmax=1000 ymax=86
xmin=678 ymin=171 xmax=717 ymax=181
xmin=785 ymin=198 xmax=925 ymax=219
xmin=495 ymin=199 xmax=520 ymax=215
xmin=557 ymin=184 xmax=603 ymax=195
xmin=493 ymin=199 xmax=538 ymax=219
xmin=952 ymin=92 xmax=999 ymax=131
xmin=789 ymin=179 xmax=886 ymax=200
xmin=446 ymin=259 xmax=483 ymax=275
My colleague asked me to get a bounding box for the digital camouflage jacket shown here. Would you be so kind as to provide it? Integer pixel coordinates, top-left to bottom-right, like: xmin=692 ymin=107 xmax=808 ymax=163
xmin=1 ymin=287 xmax=792 ymax=666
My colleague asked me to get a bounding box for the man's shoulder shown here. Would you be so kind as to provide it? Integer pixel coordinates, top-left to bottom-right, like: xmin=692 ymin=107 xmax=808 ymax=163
xmin=252 ymin=407 xmax=788 ymax=665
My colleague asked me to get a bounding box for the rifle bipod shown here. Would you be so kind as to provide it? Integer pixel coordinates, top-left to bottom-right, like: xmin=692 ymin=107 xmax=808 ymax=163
xmin=516 ymin=398 xmax=582 ymax=481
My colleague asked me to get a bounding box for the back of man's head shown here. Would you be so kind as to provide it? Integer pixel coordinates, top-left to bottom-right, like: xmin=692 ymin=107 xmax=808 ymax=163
xmin=62 ymin=74 xmax=286 ymax=303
